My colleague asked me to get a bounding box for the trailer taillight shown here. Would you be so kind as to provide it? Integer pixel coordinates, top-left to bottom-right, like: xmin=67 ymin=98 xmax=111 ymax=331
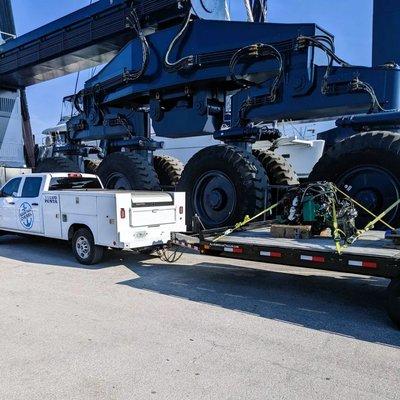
xmin=179 ymin=206 xmax=184 ymax=215
xmin=120 ymin=208 xmax=126 ymax=219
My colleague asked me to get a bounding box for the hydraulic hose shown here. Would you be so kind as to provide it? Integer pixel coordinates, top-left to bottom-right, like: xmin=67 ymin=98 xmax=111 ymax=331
xmin=164 ymin=10 xmax=195 ymax=71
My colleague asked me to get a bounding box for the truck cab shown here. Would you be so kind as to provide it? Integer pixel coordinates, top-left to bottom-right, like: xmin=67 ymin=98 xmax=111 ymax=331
xmin=0 ymin=173 xmax=102 ymax=234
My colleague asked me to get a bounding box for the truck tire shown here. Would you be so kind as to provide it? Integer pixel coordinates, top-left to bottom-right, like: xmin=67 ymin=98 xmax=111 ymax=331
xmin=177 ymin=145 xmax=268 ymax=229
xmin=84 ymin=159 xmax=101 ymax=174
xmin=153 ymin=155 xmax=183 ymax=189
xmin=309 ymin=132 xmax=400 ymax=227
xmin=387 ymin=278 xmax=400 ymax=329
xmin=253 ymin=149 xmax=299 ymax=185
xmin=97 ymin=152 xmax=160 ymax=190
xmin=72 ymin=228 xmax=105 ymax=265
xmin=35 ymin=157 xmax=78 ymax=173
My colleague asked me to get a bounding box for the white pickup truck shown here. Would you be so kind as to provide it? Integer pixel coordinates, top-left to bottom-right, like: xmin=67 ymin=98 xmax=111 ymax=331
xmin=0 ymin=173 xmax=186 ymax=264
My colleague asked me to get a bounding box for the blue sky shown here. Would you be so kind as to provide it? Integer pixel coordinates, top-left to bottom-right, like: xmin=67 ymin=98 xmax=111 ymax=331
xmin=10 ymin=0 xmax=373 ymax=136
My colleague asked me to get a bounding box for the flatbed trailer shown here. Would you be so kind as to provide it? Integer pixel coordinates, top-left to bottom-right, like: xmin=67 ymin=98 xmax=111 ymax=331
xmin=172 ymin=224 xmax=400 ymax=329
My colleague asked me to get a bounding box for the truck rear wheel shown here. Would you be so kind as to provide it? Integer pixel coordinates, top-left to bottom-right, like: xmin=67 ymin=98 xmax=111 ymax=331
xmin=72 ymin=228 xmax=104 ymax=265
xmin=177 ymin=145 xmax=268 ymax=229
xmin=387 ymin=279 xmax=400 ymax=329
xmin=97 ymin=152 xmax=160 ymax=190
xmin=309 ymin=132 xmax=400 ymax=227
xmin=153 ymin=155 xmax=183 ymax=189
xmin=35 ymin=157 xmax=78 ymax=173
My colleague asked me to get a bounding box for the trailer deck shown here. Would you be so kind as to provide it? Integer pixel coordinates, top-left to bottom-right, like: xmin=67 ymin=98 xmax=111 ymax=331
xmin=173 ymin=226 xmax=400 ymax=280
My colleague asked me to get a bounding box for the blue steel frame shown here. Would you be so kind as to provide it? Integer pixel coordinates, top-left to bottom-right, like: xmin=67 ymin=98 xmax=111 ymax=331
xmin=0 ymin=0 xmax=398 ymax=153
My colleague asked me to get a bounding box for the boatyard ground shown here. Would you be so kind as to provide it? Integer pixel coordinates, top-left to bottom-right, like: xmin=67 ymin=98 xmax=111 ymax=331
xmin=0 ymin=235 xmax=399 ymax=400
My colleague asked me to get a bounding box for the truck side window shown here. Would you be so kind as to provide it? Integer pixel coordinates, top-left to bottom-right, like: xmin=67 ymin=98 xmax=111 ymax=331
xmin=21 ymin=177 xmax=42 ymax=198
xmin=1 ymin=178 xmax=22 ymax=197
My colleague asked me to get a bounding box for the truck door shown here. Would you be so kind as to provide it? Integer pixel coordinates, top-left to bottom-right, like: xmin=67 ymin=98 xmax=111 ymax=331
xmin=42 ymin=192 xmax=62 ymax=239
xmin=14 ymin=176 xmax=44 ymax=234
xmin=0 ymin=177 xmax=22 ymax=230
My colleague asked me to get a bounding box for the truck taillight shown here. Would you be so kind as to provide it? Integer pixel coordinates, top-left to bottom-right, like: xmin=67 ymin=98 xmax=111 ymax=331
xmin=68 ymin=173 xmax=82 ymax=178
xmin=179 ymin=206 xmax=184 ymax=215
xmin=120 ymin=208 xmax=126 ymax=219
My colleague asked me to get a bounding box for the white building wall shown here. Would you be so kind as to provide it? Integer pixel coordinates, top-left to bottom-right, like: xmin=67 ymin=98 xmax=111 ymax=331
xmin=0 ymin=90 xmax=26 ymax=167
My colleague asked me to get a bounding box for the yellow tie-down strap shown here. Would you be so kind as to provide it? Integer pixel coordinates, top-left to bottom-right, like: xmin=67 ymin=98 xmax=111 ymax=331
xmin=212 ymin=183 xmax=400 ymax=254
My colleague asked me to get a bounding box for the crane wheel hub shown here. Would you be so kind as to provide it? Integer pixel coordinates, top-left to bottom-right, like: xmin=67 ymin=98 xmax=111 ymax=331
xmin=194 ymin=171 xmax=236 ymax=224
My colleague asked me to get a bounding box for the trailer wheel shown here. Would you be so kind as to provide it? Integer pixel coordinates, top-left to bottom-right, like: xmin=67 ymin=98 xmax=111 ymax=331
xmin=253 ymin=149 xmax=299 ymax=185
xmin=35 ymin=157 xmax=78 ymax=173
xmin=84 ymin=159 xmax=101 ymax=174
xmin=72 ymin=228 xmax=104 ymax=265
xmin=309 ymin=132 xmax=400 ymax=227
xmin=177 ymin=145 xmax=268 ymax=229
xmin=153 ymin=155 xmax=183 ymax=189
xmin=97 ymin=152 xmax=160 ymax=190
xmin=387 ymin=278 xmax=400 ymax=329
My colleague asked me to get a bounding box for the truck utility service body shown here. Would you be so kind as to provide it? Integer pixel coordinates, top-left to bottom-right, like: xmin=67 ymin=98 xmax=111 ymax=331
xmin=0 ymin=173 xmax=186 ymax=263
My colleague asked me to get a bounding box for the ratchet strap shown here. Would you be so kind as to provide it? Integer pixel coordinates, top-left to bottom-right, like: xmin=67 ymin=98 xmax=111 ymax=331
xmin=212 ymin=183 xmax=400 ymax=255
xmin=340 ymin=197 xmax=400 ymax=251
xmin=213 ymin=201 xmax=279 ymax=242
xmin=334 ymin=185 xmax=395 ymax=231
xmin=331 ymin=199 xmax=343 ymax=254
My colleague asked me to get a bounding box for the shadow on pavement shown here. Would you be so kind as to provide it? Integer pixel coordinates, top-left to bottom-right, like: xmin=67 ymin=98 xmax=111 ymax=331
xmin=118 ymin=259 xmax=400 ymax=348
xmin=0 ymin=235 xmax=139 ymax=270
xmin=1 ymin=234 xmax=399 ymax=347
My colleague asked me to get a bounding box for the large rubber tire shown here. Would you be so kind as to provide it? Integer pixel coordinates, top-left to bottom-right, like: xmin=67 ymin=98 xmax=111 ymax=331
xmin=387 ymin=279 xmax=400 ymax=329
xmin=97 ymin=152 xmax=160 ymax=190
xmin=84 ymin=159 xmax=101 ymax=175
xmin=72 ymin=227 xmax=105 ymax=265
xmin=253 ymin=149 xmax=299 ymax=185
xmin=35 ymin=157 xmax=78 ymax=173
xmin=177 ymin=145 xmax=268 ymax=229
xmin=309 ymin=132 xmax=400 ymax=227
xmin=153 ymin=155 xmax=183 ymax=189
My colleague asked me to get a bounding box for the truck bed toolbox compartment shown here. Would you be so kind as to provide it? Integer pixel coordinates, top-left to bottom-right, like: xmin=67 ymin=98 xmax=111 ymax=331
xmin=130 ymin=192 xmax=176 ymax=227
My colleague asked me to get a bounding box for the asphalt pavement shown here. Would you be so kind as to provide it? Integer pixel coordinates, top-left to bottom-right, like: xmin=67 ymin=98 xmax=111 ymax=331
xmin=0 ymin=235 xmax=399 ymax=400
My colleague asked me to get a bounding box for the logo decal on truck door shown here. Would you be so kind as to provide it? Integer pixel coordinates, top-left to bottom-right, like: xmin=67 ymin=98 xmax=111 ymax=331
xmin=19 ymin=202 xmax=34 ymax=230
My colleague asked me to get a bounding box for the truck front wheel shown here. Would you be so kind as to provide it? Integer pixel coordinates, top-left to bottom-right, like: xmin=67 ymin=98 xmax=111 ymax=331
xmin=72 ymin=228 xmax=104 ymax=265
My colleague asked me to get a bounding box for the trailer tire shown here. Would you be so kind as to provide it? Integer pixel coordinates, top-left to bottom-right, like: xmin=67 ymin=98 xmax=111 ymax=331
xmin=72 ymin=228 xmax=104 ymax=265
xmin=253 ymin=149 xmax=299 ymax=185
xmin=97 ymin=152 xmax=160 ymax=190
xmin=387 ymin=278 xmax=400 ymax=329
xmin=177 ymin=145 xmax=268 ymax=229
xmin=309 ymin=131 xmax=400 ymax=227
xmin=35 ymin=157 xmax=78 ymax=173
xmin=153 ymin=155 xmax=183 ymax=189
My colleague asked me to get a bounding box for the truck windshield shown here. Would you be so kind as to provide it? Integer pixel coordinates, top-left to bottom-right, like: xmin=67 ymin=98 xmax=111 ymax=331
xmin=49 ymin=177 xmax=102 ymax=190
